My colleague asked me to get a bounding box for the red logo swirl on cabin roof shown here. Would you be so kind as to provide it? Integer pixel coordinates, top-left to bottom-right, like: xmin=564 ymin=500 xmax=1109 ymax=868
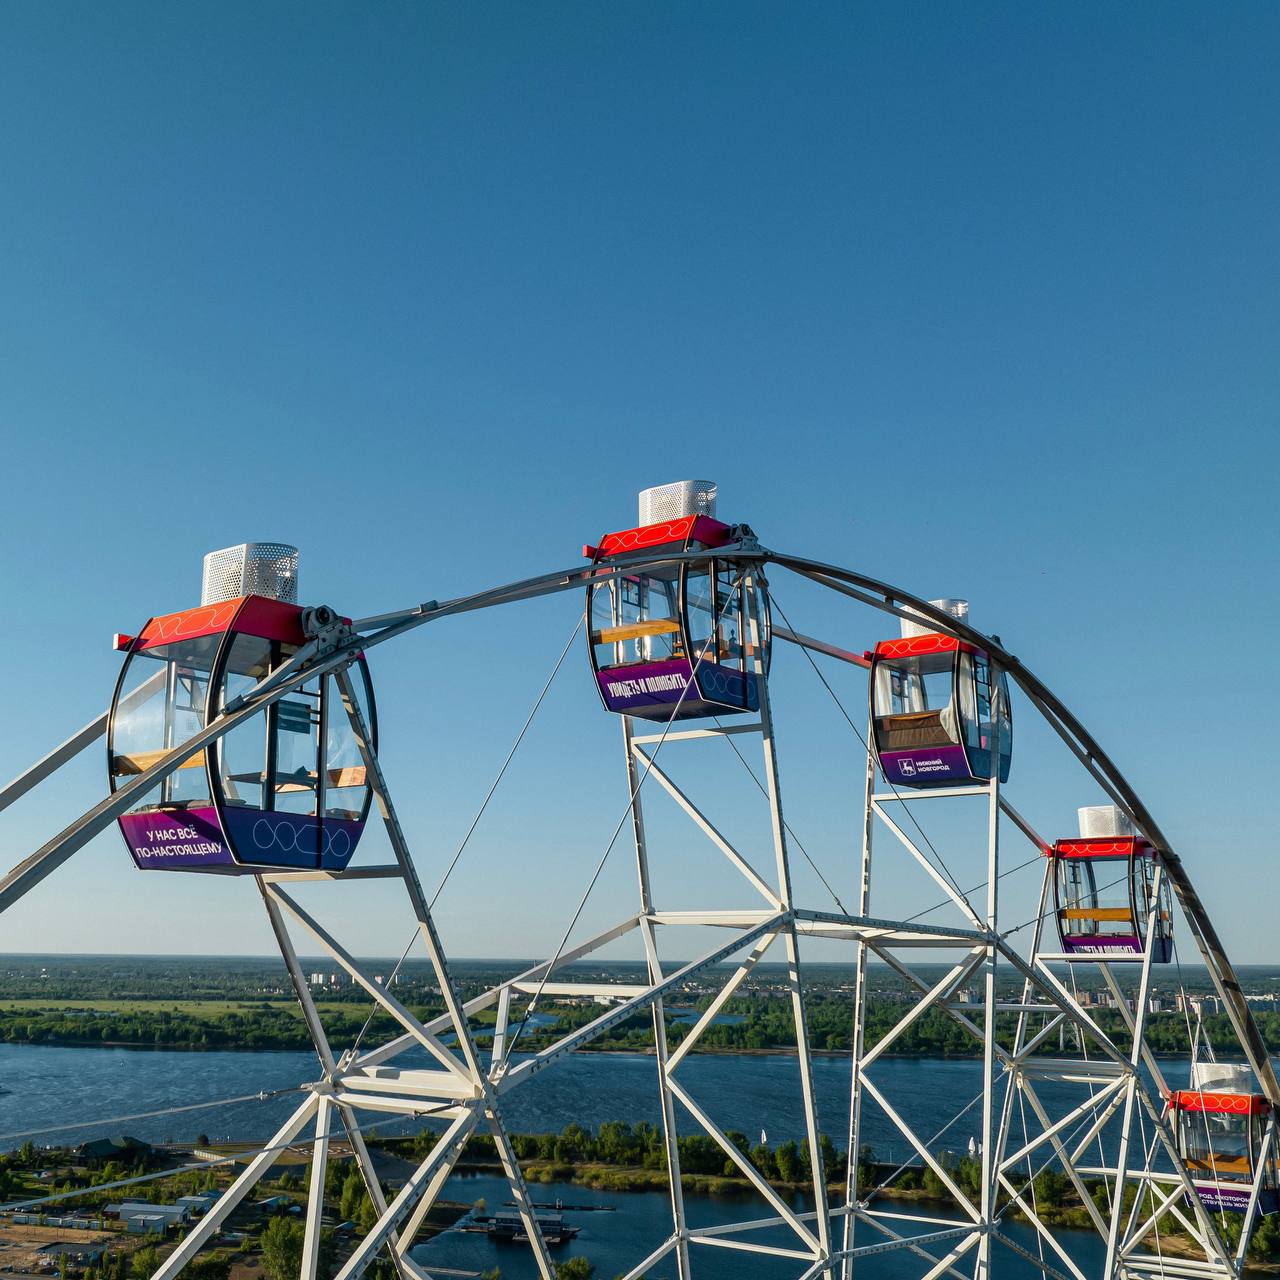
xmin=141 ymin=600 xmax=242 ymax=647
xmin=875 ymin=634 xmax=964 ymax=659
xmin=1171 ymin=1090 xmax=1269 ymax=1115
xmin=1051 ymin=837 xmax=1153 ymax=860
xmin=596 ymin=516 xmax=732 ymax=560
xmin=137 ymin=596 xmax=306 ymax=650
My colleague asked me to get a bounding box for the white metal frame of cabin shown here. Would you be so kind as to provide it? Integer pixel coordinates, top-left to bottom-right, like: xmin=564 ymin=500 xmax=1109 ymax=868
xmin=0 ymin=538 xmax=1275 ymax=1280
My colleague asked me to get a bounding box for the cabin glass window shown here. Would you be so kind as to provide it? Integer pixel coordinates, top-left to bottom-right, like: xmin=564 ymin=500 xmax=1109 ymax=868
xmin=323 ymin=670 xmax=373 ymax=821
xmin=973 ymin=655 xmax=1011 ymax=749
xmin=111 ymin=650 xmax=170 ymax=793
xmin=1057 ymin=856 xmax=1136 ymax=941
xmin=876 ymin=653 xmax=953 ymax=717
xmin=273 ymin=676 xmax=321 ymax=816
xmin=744 ymin=575 xmax=770 ymax=673
xmin=590 ymin=572 xmax=680 ymax=667
xmin=997 ymin=670 xmax=1013 ymax=759
xmin=685 ymin=567 xmax=715 ymax=660
xmin=214 ymin=634 xmax=271 ymax=810
xmin=111 ymin=637 xmax=217 ymax=809
xmin=714 ymin=566 xmax=746 ymax=673
xmin=873 ymin=651 xmax=960 ymax=752
xmin=1135 ymin=858 xmax=1174 ymax=946
xmin=1183 ymin=1111 xmax=1255 ymax=1181
xmin=589 ymin=582 xmax=620 ymax=670
xmin=958 ymin=653 xmax=980 ymax=748
xmin=635 ymin=572 xmax=680 ymax=662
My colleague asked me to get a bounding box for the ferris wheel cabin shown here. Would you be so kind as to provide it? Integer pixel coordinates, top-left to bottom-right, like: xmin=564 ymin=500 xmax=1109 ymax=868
xmin=1049 ymin=805 xmax=1172 ymax=962
xmin=584 ymin=481 xmax=770 ymax=721
xmin=107 ymin=544 xmax=377 ymax=874
xmin=1171 ymin=1062 xmax=1279 ymax=1216
xmin=869 ymin=599 xmax=1012 ymax=788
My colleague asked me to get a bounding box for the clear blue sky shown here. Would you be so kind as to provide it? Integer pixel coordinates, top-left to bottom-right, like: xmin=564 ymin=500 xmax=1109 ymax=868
xmin=0 ymin=3 xmax=1276 ymax=965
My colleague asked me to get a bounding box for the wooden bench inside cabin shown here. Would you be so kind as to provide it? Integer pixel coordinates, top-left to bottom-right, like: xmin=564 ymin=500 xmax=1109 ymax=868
xmin=1186 ymin=1155 xmax=1253 ymax=1177
xmin=592 ymin=619 xmax=681 ymax=645
xmin=876 ymin=711 xmax=955 ymax=751
xmin=1062 ymin=908 xmax=1170 ymax=924
xmin=112 ymin=750 xmax=207 ymax=776
xmin=1062 ymin=907 xmax=1136 ymax=923
xmin=225 ymin=766 xmax=369 ymax=792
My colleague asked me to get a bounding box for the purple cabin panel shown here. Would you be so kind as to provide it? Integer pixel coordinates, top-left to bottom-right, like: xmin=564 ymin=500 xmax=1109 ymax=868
xmin=120 ymin=808 xmax=236 ymax=871
xmin=1061 ymin=935 xmax=1143 ymax=956
xmin=221 ymin=808 xmax=364 ymax=871
xmin=1193 ymin=1183 xmax=1271 ymax=1215
xmin=597 ymin=658 xmax=697 ymax=716
xmin=596 ymin=657 xmax=756 ymax=721
xmin=878 ymin=744 xmax=972 ymax=788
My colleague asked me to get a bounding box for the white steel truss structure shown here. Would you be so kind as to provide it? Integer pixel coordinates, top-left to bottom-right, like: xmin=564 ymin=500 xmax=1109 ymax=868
xmin=0 ymin=540 xmax=1274 ymax=1280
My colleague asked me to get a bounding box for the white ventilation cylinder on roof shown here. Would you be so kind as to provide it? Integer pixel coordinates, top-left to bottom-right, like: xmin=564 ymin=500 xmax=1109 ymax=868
xmin=1077 ymin=805 xmax=1135 ymax=840
xmin=1191 ymin=1061 xmax=1253 ymax=1094
xmin=201 ymin=543 xmax=299 ymax=605
xmin=899 ymin=598 xmax=970 ymax=639
xmin=638 ymin=480 xmax=718 ymax=525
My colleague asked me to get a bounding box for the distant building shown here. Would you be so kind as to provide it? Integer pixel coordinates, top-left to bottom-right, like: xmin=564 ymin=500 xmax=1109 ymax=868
xmin=77 ymin=1135 xmax=154 ymax=1167
xmin=176 ymin=1193 xmax=221 ymax=1216
xmin=126 ymin=1212 xmax=169 ymax=1235
xmin=37 ymin=1243 xmax=106 ymax=1265
xmin=106 ymin=1201 xmax=190 ymax=1228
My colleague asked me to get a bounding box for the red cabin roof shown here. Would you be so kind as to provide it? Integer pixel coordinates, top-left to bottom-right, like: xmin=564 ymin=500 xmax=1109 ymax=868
xmin=1051 ymin=836 xmax=1155 ymax=861
xmin=586 ymin=515 xmax=734 ymax=562
xmin=873 ymin=634 xmax=979 ymax=660
xmin=1170 ymin=1090 xmax=1271 ymax=1116
xmin=137 ymin=596 xmax=305 ymax=651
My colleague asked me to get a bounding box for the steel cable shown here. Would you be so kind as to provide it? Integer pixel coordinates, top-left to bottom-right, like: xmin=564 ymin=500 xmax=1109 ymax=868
xmin=503 ymin=572 xmax=746 ymax=1061
xmin=0 ymin=1087 xmax=304 ymax=1145
xmin=766 ymin=595 xmax=977 ymax=921
xmin=347 ymin=614 xmax=584 ymax=1058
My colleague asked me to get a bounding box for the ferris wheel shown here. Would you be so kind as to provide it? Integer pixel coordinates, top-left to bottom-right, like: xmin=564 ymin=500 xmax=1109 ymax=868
xmin=0 ymin=480 xmax=1274 ymax=1280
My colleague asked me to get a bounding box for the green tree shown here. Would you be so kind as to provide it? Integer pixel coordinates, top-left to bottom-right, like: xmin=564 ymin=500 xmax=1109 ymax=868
xmin=818 ymin=1134 xmax=840 ymax=1181
xmin=554 ymin=1259 xmax=594 ymax=1279
xmin=131 ymin=1245 xmax=160 ymax=1279
xmin=184 ymin=1257 xmax=231 ymax=1280
xmin=261 ymin=1216 xmax=305 ymax=1280
xmin=339 ymin=1169 xmax=367 ymax=1222
xmin=774 ymin=1140 xmax=801 ymax=1183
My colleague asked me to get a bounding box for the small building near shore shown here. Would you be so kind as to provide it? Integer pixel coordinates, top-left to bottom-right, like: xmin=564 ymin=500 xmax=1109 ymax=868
xmin=37 ymin=1243 xmax=107 ymax=1266
xmin=125 ymin=1213 xmax=169 ymax=1236
xmin=176 ymin=1192 xmax=220 ymax=1216
xmin=106 ymin=1201 xmax=190 ymax=1229
xmin=77 ymin=1135 xmax=154 ymax=1168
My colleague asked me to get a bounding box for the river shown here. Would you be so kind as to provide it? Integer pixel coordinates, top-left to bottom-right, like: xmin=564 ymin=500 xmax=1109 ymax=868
xmin=0 ymin=1043 xmax=1181 ymax=1277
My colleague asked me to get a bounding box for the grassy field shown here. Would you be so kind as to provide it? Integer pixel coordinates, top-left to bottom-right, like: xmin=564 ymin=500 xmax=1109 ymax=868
xmin=0 ymin=999 xmax=362 ymax=1017
xmin=0 ymin=999 xmax=504 ymax=1022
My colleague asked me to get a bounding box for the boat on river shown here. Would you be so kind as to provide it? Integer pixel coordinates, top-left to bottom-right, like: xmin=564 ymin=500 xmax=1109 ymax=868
xmin=464 ymin=1207 xmax=580 ymax=1245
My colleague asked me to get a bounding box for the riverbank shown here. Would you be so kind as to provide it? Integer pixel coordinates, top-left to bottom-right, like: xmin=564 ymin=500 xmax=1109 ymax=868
xmin=4 ymin=997 xmax=1267 ymax=1061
